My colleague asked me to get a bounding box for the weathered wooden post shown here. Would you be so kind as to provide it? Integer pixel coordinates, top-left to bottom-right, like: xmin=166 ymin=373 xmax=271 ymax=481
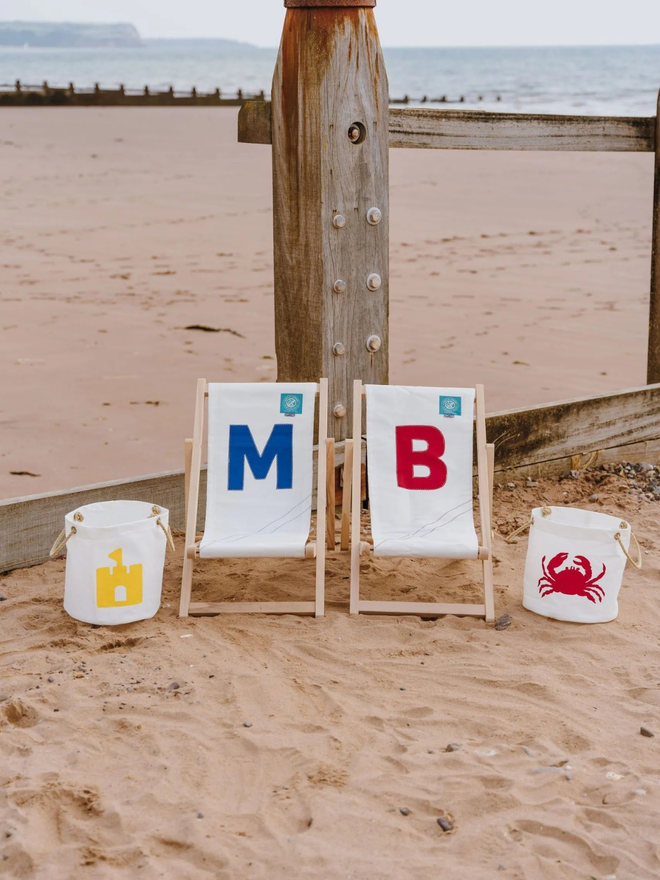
xmin=647 ymin=89 xmax=660 ymax=383
xmin=271 ymin=0 xmax=389 ymax=440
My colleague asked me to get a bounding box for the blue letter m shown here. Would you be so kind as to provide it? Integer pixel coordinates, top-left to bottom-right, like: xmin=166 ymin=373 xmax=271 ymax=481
xmin=227 ymin=424 xmax=293 ymax=491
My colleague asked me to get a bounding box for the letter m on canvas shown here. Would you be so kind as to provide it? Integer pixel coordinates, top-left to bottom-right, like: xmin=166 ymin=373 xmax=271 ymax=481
xmin=227 ymin=424 xmax=293 ymax=490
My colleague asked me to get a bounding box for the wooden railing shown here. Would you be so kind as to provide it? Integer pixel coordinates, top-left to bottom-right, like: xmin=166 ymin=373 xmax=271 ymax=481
xmin=3 ymin=383 xmax=660 ymax=573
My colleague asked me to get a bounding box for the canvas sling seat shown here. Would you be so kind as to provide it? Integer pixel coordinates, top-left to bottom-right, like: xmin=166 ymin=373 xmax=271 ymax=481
xmin=348 ymin=381 xmax=495 ymax=620
xmin=179 ymin=379 xmax=329 ymax=617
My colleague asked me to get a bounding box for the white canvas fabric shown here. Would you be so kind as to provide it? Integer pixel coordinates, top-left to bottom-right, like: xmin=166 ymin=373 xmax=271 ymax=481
xmin=63 ymin=500 xmax=168 ymax=625
xmin=365 ymin=384 xmax=479 ymax=559
xmin=200 ymin=382 xmax=316 ymax=558
xmin=523 ymin=507 xmax=631 ymax=623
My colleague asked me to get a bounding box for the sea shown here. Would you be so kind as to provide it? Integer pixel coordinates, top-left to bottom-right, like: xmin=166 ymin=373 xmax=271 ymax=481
xmin=1 ymin=42 xmax=659 ymax=116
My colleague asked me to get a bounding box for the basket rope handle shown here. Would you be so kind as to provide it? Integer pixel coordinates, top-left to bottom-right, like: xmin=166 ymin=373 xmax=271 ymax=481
xmin=157 ymin=518 xmax=176 ymax=552
xmin=615 ymin=530 xmax=642 ymax=570
xmin=505 ymin=506 xmax=552 ymax=543
xmin=49 ymin=526 xmax=76 ymax=557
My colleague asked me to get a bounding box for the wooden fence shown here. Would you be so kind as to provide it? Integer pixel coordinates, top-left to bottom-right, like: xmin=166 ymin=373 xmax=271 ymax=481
xmin=3 ymin=383 xmax=660 ymax=573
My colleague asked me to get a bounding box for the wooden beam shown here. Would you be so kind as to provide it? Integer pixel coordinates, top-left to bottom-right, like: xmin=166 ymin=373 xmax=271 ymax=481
xmin=388 ymin=108 xmax=655 ymax=152
xmin=239 ymin=101 xmax=656 ymax=153
xmin=271 ymin=6 xmax=389 ymax=443
xmin=487 ymin=383 xmax=660 ymax=472
xmin=648 ymin=90 xmax=660 ymax=383
xmin=6 ymin=384 xmax=660 ymax=574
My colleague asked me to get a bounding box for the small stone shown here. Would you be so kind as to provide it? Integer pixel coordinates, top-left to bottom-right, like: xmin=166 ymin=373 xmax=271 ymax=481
xmin=437 ymin=816 xmax=452 ymax=831
xmin=399 ymin=808 xmax=410 ymax=816
xmin=589 ymin=494 xmax=599 ymax=502
xmin=633 ymin=789 xmax=647 ymax=796
xmin=0 ymin=694 xmax=9 ymax=703
xmin=197 ymin=812 xmax=204 ymax=819
xmin=47 ymin=676 xmax=54 ymax=683
xmin=494 ymin=613 xmax=512 ymax=631
xmin=525 ymin=480 xmax=539 ymax=488
xmin=522 ymin=746 xmax=534 ymax=757
xmin=445 ymin=743 xmax=461 ymax=752
xmin=399 ymin=687 xmax=406 ymax=691
xmin=0 ymin=596 xmax=7 ymax=601
xmin=167 ymin=681 xmax=180 ymax=692
xmin=497 ymin=865 xmax=506 ymax=872
xmin=564 ymin=774 xmax=573 ymax=781
xmin=208 ymin=674 xmax=215 ymax=679
xmin=243 ymin=721 xmax=253 ymax=728
xmin=639 ymin=462 xmax=654 ymax=473
xmin=640 ymin=726 xmax=655 ymax=738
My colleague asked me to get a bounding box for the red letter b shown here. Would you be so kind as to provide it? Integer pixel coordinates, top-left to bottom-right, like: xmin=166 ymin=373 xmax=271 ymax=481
xmin=395 ymin=425 xmax=447 ymax=490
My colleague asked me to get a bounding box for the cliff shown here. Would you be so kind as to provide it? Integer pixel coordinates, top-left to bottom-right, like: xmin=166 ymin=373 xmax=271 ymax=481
xmin=0 ymin=22 xmax=143 ymax=48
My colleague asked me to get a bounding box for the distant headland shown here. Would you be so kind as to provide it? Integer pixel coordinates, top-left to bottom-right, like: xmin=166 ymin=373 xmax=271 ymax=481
xmin=0 ymin=22 xmax=143 ymax=48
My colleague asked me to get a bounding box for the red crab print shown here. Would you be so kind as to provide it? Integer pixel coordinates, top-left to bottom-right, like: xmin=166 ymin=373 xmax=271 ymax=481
xmin=538 ymin=552 xmax=606 ymax=604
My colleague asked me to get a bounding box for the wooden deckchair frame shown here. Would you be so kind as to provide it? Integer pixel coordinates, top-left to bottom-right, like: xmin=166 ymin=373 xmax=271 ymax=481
xmin=179 ymin=378 xmax=329 ymax=618
xmin=348 ymin=380 xmax=496 ymax=621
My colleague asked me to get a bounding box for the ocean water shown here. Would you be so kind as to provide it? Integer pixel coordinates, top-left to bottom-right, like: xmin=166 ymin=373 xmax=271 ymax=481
xmin=0 ymin=42 xmax=659 ymax=116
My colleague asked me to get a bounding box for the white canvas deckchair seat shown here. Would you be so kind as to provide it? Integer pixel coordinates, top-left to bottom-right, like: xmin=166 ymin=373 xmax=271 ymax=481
xmin=366 ymin=385 xmax=480 ymax=560
xmin=350 ymin=380 xmax=495 ymax=621
xmin=201 ymin=383 xmax=317 ymax=559
xmin=179 ymin=379 xmax=328 ymax=618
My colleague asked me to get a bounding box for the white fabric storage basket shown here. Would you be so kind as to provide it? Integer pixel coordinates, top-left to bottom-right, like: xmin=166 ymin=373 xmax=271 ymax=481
xmin=52 ymin=500 xmax=172 ymax=625
xmin=522 ymin=506 xmax=637 ymax=624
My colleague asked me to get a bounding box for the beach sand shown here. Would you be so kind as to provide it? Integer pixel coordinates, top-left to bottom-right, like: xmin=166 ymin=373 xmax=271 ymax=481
xmin=1 ymin=470 xmax=659 ymax=878
xmin=0 ymin=107 xmax=654 ymax=499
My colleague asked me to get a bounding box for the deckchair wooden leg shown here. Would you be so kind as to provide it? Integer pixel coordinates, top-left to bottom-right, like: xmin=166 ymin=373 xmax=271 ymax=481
xmin=315 ymin=378 xmax=329 ymax=617
xmin=179 ymin=379 xmax=206 ymax=619
xmin=184 ymin=437 xmax=193 ymax=516
xmin=476 ymin=387 xmax=496 ymax=623
xmin=325 ymin=438 xmax=336 ymax=551
xmin=340 ymin=439 xmax=354 ymax=552
xmin=487 ymin=442 xmax=495 ymax=526
xmin=349 ymin=380 xmax=363 ymax=614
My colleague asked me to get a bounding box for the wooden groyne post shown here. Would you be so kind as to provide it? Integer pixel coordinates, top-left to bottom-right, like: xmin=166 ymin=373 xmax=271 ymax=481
xmin=271 ymin=0 xmax=389 ymax=441
xmin=647 ymin=90 xmax=660 ymax=383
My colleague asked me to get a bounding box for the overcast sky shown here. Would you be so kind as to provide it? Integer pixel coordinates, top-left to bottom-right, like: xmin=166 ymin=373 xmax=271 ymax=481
xmin=1 ymin=0 xmax=659 ymax=47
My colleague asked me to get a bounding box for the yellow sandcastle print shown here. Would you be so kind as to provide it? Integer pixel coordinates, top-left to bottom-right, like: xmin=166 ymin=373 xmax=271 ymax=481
xmin=96 ymin=549 xmax=143 ymax=608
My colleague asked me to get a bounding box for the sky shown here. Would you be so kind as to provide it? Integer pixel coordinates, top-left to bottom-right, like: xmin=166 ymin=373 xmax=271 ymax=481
xmin=1 ymin=0 xmax=659 ymax=47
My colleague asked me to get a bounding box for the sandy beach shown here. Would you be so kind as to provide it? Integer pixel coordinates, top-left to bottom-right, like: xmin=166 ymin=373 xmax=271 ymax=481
xmin=0 ymin=107 xmax=654 ymax=499
xmin=1 ymin=469 xmax=659 ymax=878
xmin=1 ymin=105 xmax=659 ymax=879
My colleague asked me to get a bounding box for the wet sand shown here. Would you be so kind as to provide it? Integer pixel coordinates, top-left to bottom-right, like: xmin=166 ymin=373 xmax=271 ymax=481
xmin=0 ymin=107 xmax=654 ymax=499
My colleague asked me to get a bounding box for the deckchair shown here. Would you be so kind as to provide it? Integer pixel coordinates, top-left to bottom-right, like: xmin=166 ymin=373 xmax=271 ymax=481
xmin=348 ymin=381 xmax=495 ymax=621
xmin=179 ymin=378 xmax=329 ymax=617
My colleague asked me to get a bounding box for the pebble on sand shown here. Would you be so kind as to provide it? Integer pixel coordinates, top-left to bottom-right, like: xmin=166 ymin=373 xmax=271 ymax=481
xmin=437 ymin=817 xmax=452 ymax=832
xmin=197 ymin=812 xmax=204 ymax=819
xmin=399 ymin=808 xmax=410 ymax=816
xmin=494 ymin=613 xmax=513 ymax=631
xmin=167 ymin=681 xmax=180 ymax=692
xmin=445 ymin=743 xmax=461 ymax=752
xmin=243 ymin=721 xmax=253 ymax=728
xmin=640 ymin=726 xmax=655 ymax=738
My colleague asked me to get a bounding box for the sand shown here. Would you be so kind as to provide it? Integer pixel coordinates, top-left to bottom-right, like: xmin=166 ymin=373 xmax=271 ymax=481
xmin=1 ymin=469 xmax=659 ymax=878
xmin=1 ymin=107 xmax=659 ymax=878
xmin=0 ymin=107 xmax=654 ymax=499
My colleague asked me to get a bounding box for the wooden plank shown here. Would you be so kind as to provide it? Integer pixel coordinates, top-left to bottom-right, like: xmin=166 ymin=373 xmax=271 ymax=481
xmin=179 ymin=378 xmax=207 ymax=618
xmin=0 ymin=469 xmax=205 ymax=574
xmin=7 ymin=384 xmax=660 ymax=574
xmin=239 ymin=101 xmax=656 ymax=153
xmin=340 ymin=438 xmax=354 ymax=551
xmin=648 ymin=90 xmax=660 ymax=382
xmin=189 ymin=602 xmax=316 ymax=616
xmin=271 ymin=7 xmax=389 ymax=442
xmin=492 ymin=437 xmax=660 ymax=482
xmin=487 ymin=383 xmax=660 ymax=473
xmin=325 ymin=438 xmax=336 ymax=550
xmin=475 ymin=386 xmax=495 ymax=623
xmin=349 ymin=380 xmax=363 ymax=614
xmin=389 ymin=108 xmax=655 ymax=152
xmin=358 ymin=601 xmax=487 ymax=617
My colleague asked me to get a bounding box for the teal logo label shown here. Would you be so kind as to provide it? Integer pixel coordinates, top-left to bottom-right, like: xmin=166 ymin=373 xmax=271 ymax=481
xmin=439 ymin=396 xmax=461 ymax=416
xmin=280 ymin=393 xmax=303 ymax=415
